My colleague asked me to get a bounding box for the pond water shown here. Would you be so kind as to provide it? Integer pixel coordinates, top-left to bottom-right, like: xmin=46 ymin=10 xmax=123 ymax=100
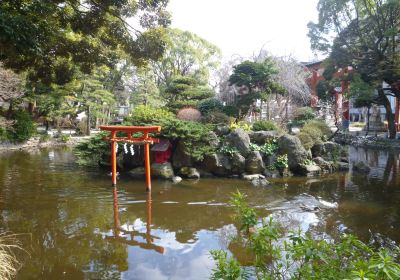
xmin=0 ymin=147 xmax=400 ymax=279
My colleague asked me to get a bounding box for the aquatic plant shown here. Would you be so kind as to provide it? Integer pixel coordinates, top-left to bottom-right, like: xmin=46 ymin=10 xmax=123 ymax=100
xmin=210 ymin=191 xmax=400 ymax=280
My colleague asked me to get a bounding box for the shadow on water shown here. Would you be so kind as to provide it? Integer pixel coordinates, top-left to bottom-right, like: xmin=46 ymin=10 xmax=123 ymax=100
xmin=0 ymin=147 xmax=400 ymax=279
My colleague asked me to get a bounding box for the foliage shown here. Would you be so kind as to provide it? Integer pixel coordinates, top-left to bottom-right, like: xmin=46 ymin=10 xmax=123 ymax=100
xmin=128 ymin=66 xmax=164 ymax=107
xmin=0 ymin=0 xmax=170 ymax=85
xmin=223 ymin=105 xmax=239 ymax=118
xmin=198 ymin=98 xmax=224 ymax=115
xmin=229 ymin=59 xmax=285 ymax=118
xmin=219 ymin=145 xmax=239 ymax=157
xmin=8 ymin=110 xmax=36 ymax=142
xmin=211 ymin=191 xmax=400 ymax=280
xmin=129 ymin=105 xmax=175 ymax=125
xmin=163 ymin=75 xmax=215 ymax=111
xmin=151 ymin=28 xmax=222 ymax=85
xmin=39 ymin=133 xmax=50 ymax=143
xmin=349 ymin=74 xmax=377 ymax=109
xmin=298 ymin=119 xmax=332 ymax=150
xmin=160 ymin=118 xmax=215 ymax=161
xmin=230 ymin=191 xmax=258 ymax=233
xmin=210 ymin=250 xmax=247 ymax=280
xmin=74 ymin=132 xmax=110 ymax=166
xmin=292 ymin=107 xmax=315 ymax=127
xmin=202 ymin=111 xmax=231 ymax=125
xmin=126 ymin=106 xmax=215 ymax=161
xmin=176 ymin=107 xmax=202 ymax=122
xmin=252 ymin=120 xmax=278 ymax=131
xmin=308 ymin=0 xmax=400 ymax=138
xmin=0 ymin=116 xmax=12 ymax=142
xmin=274 ymin=154 xmax=288 ymax=170
xmin=250 ymin=141 xmax=278 ymax=156
xmin=60 ymin=134 xmax=70 ymax=143
xmin=0 ymin=63 xmax=23 ymax=104
xmin=229 ymin=121 xmax=252 ymax=132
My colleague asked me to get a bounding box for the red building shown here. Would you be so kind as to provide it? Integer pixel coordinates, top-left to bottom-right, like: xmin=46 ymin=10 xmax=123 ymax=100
xmin=151 ymin=139 xmax=172 ymax=164
xmin=304 ymin=61 xmax=400 ymax=131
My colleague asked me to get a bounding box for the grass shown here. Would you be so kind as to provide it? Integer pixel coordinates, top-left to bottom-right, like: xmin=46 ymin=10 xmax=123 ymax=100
xmin=0 ymin=233 xmax=24 ymax=280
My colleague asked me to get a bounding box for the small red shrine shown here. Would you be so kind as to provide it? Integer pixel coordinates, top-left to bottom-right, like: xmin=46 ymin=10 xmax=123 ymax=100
xmin=151 ymin=139 xmax=172 ymax=164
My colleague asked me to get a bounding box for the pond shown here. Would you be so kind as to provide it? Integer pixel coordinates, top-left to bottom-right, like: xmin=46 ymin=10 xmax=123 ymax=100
xmin=0 ymin=146 xmax=400 ymax=279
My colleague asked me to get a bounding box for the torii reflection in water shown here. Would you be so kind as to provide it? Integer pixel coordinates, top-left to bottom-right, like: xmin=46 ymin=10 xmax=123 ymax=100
xmin=107 ymin=187 xmax=165 ymax=254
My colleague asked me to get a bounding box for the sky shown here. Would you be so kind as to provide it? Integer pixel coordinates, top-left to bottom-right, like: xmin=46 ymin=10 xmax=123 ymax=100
xmin=167 ymin=0 xmax=321 ymax=62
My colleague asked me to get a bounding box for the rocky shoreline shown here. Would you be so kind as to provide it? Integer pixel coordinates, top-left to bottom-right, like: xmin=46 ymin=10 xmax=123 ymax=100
xmin=0 ymin=136 xmax=89 ymax=152
xmin=99 ymin=128 xmax=350 ymax=186
xmin=334 ymin=132 xmax=400 ymax=150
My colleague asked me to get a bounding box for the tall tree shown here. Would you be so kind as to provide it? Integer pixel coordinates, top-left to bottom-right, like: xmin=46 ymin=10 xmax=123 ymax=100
xmin=150 ymin=28 xmax=222 ymax=86
xmin=163 ymin=75 xmax=214 ymax=111
xmin=0 ymin=63 xmax=23 ymax=116
xmin=308 ymin=0 xmax=400 ymax=138
xmin=0 ymin=0 xmax=170 ymax=85
xmin=229 ymin=59 xmax=285 ymax=118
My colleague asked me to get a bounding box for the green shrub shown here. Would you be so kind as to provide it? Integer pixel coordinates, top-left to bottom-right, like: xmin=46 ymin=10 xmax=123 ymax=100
xmin=198 ymin=98 xmax=224 ymax=114
xmin=202 ymin=111 xmax=231 ymax=125
xmin=160 ymin=118 xmax=215 ymax=161
xmin=291 ymin=106 xmax=316 ymax=127
xmin=298 ymin=119 xmax=332 ymax=150
xmin=60 ymin=134 xmax=70 ymax=143
xmin=250 ymin=140 xmax=279 ymax=156
xmin=74 ymin=131 xmax=110 ymax=166
xmin=222 ymin=105 xmax=239 ymax=117
xmin=219 ymin=145 xmax=239 ymax=157
xmin=128 ymin=105 xmax=175 ymax=126
xmin=127 ymin=108 xmax=215 ymax=161
xmin=274 ymin=154 xmax=288 ymax=170
xmin=9 ymin=110 xmax=36 ymax=142
xmin=211 ymin=191 xmax=400 ymax=280
xmin=39 ymin=133 xmax=50 ymax=143
xmin=252 ymin=120 xmax=278 ymax=131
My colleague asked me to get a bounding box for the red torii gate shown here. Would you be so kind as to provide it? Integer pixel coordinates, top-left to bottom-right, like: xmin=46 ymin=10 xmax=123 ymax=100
xmin=99 ymin=125 xmax=161 ymax=191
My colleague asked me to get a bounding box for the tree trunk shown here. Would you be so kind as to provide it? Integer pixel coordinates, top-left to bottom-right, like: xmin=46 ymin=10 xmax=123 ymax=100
xmin=379 ymin=89 xmax=396 ymax=139
xmin=86 ymin=105 xmax=91 ymax=136
xmin=365 ymin=106 xmax=370 ymax=136
xmin=7 ymin=101 xmax=13 ymax=118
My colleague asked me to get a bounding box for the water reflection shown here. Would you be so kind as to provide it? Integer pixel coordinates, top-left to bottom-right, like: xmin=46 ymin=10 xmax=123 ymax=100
xmin=0 ymin=147 xmax=400 ymax=279
xmin=108 ymin=187 xmax=165 ymax=254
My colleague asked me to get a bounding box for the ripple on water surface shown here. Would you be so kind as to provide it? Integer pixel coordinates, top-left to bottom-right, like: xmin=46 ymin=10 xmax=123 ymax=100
xmin=0 ymin=147 xmax=400 ymax=279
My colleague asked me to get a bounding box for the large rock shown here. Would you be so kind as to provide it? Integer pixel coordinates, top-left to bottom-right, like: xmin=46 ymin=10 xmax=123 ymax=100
xmin=353 ymin=161 xmax=370 ymax=174
xmin=249 ymin=131 xmax=278 ymax=145
xmin=223 ymin=128 xmax=251 ymax=157
xmin=337 ymin=161 xmax=350 ymax=171
xmin=207 ymin=131 xmax=220 ymax=148
xmin=231 ymin=152 xmax=246 ymax=174
xmin=245 ymin=151 xmax=265 ymax=174
xmin=151 ymin=162 xmax=174 ymax=179
xmin=278 ymin=134 xmax=309 ymax=174
xmin=302 ymin=164 xmax=321 ymax=177
xmin=172 ymin=141 xmax=193 ymax=169
xmin=313 ymin=157 xmax=332 ymax=173
xmin=202 ymin=153 xmax=232 ymax=176
xmin=311 ymin=141 xmax=325 ymax=158
xmin=128 ymin=167 xmax=145 ymax=179
xmin=178 ymin=167 xmax=200 ymax=179
xmin=215 ymin=125 xmax=230 ymax=136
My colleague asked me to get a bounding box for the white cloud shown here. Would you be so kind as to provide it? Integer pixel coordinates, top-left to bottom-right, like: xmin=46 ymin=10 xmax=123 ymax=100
xmin=167 ymin=0 xmax=320 ymax=61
